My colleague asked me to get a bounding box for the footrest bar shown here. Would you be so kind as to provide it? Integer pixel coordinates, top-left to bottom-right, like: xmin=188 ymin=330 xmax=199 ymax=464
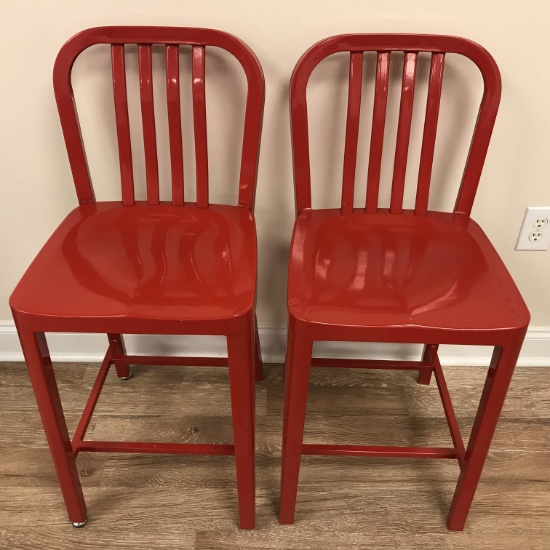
xmin=311 ymin=358 xmax=434 ymax=371
xmin=302 ymin=444 xmax=459 ymax=459
xmin=72 ymin=343 xmax=115 ymax=445
xmin=112 ymin=355 xmax=228 ymax=367
xmin=73 ymin=440 xmax=235 ymax=455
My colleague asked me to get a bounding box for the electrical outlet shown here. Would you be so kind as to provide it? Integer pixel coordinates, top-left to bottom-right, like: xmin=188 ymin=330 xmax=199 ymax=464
xmin=516 ymin=207 xmax=550 ymax=250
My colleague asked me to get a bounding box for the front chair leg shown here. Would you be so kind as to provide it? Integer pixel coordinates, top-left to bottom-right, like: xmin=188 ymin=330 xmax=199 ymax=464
xmin=18 ymin=329 xmax=87 ymax=526
xmin=279 ymin=317 xmax=312 ymax=524
xmin=108 ymin=333 xmax=131 ymax=379
xmin=447 ymin=339 xmax=523 ymax=530
xmin=227 ymin=314 xmax=256 ymax=529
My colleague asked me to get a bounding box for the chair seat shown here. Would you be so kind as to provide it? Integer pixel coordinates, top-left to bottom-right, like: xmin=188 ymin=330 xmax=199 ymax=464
xmin=287 ymin=209 xmax=529 ymax=332
xmin=11 ymin=202 xmax=257 ymax=325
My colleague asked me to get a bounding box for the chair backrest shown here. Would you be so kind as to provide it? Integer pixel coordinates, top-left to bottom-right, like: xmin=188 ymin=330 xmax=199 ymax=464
xmin=290 ymin=34 xmax=501 ymax=217
xmin=54 ymin=26 xmax=264 ymax=209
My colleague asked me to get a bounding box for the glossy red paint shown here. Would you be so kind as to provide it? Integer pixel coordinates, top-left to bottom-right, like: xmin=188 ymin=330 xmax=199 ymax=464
xmin=111 ymin=45 xmax=135 ymax=206
xmin=365 ymin=51 xmax=390 ymax=213
xmin=341 ymin=51 xmax=363 ymax=215
xmin=166 ymin=45 xmax=184 ymax=206
xmin=280 ymin=34 xmax=529 ymax=531
xmin=10 ymin=26 xmax=265 ymax=530
xmin=13 ymin=203 xmax=258 ymax=329
xmin=192 ymin=45 xmax=209 ymax=208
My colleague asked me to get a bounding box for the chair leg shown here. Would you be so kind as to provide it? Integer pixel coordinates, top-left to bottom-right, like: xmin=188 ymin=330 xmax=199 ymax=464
xmin=227 ymin=314 xmax=256 ymax=529
xmin=107 ymin=333 xmax=131 ymax=379
xmin=281 ymin=319 xmax=294 ymax=453
xmin=18 ymin=329 xmax=87 ymax=526
xmin=417 ymin=344 xmax=436 ymax=385
xmin=253 ymin=313 xmax=264 ymax=382
xmin=279 ymin=317 xmax=312 ymax=524
xmin=447 ymin=340 xmax=523 ymax=530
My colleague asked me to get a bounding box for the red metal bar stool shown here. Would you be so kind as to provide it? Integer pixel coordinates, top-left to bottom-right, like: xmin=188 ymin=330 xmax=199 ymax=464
xmin=10 ymin=26 xmax=264 ymax=529
xmin=280 ymin=34 xmax=529 ymax=530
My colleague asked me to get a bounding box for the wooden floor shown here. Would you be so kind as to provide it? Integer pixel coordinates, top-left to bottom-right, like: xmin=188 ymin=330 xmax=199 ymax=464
xmin=0 ymin=361 xmax=548 ymax=549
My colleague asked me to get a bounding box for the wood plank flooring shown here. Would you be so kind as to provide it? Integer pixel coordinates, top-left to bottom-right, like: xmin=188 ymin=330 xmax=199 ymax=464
xmin=0 ymin=361 xmax=548 ymax=549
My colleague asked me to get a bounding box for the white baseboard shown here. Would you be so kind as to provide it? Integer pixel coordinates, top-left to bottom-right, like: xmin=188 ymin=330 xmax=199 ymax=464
xmin=1 ymin=321 xmax=549 ymax=366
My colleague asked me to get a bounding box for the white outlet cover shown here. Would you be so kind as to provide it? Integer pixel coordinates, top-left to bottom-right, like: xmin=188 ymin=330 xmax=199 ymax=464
xmin=516 ymin=207 xmax=550 ymax=250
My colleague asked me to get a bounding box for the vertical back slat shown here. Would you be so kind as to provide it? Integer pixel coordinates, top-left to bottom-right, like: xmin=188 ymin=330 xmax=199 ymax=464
xmin=390 ymin=52 xmax=418 ymax=214
xmin=365 ymin=52 xmax=390 ymax=213
xmin=138 ymin=45 xmax=160 ymax=205
xmin=415 ymin=53 xmax=445 ymax=216
xmin=192 ymin=45 xmax=209 ymax=208
xmin=111 ymin=45 xmax=135 ymax=205
xmin=341 ymin=52 xmax=363 ymax=214
xmin=166 ymin=45 xmax=184 ymax=206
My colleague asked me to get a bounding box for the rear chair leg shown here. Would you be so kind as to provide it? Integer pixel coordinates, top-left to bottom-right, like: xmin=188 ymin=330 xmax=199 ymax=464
xmin=108 ymin=333 xmax=131 ymax=380
xmin=18 ymin=329 xmax=87 ymax=527
xmin=253 ymin=313 xmax=264 ymax=382
xmin=227 ymin=314 xmax=256 ymax=529
xmin=417 ymin=344 xmax=436 ymax=385
xmin=447 ymin=340 xmax=523 ymax=530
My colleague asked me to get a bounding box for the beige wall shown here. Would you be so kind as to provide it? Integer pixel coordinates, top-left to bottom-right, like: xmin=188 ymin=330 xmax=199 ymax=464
xmin=1 ymin=0 xmax=549 ymax=329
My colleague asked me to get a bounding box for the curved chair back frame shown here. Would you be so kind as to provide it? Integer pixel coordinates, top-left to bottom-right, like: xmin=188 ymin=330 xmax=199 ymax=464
xmin=290 ymin=34 xmax=501 ymax=217
xmin=54 ymin=26 xmax=265 ymax=209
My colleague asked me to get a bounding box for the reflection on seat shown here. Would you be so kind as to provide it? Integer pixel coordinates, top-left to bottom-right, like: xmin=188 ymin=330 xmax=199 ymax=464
xmin=12 ymin=203 xmax=257 ymax=321
xmin=289 ymin=210 xmax=522 ymax=330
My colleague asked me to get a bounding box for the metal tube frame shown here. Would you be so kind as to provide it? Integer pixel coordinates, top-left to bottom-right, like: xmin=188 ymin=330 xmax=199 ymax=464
xmin=70 ymin=344 xmax=235 ymax=458
xmin=305 ymin=346 xmax=466 ymax=466
xmin=72 ymin=345 xmax=464 ymax=466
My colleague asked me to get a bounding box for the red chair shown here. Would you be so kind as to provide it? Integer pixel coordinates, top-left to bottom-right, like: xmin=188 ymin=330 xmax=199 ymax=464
xmin=10 ymin=27 xmax=264 ymax=529
xmin=280 ymin=34 xmax=529 ymax=530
